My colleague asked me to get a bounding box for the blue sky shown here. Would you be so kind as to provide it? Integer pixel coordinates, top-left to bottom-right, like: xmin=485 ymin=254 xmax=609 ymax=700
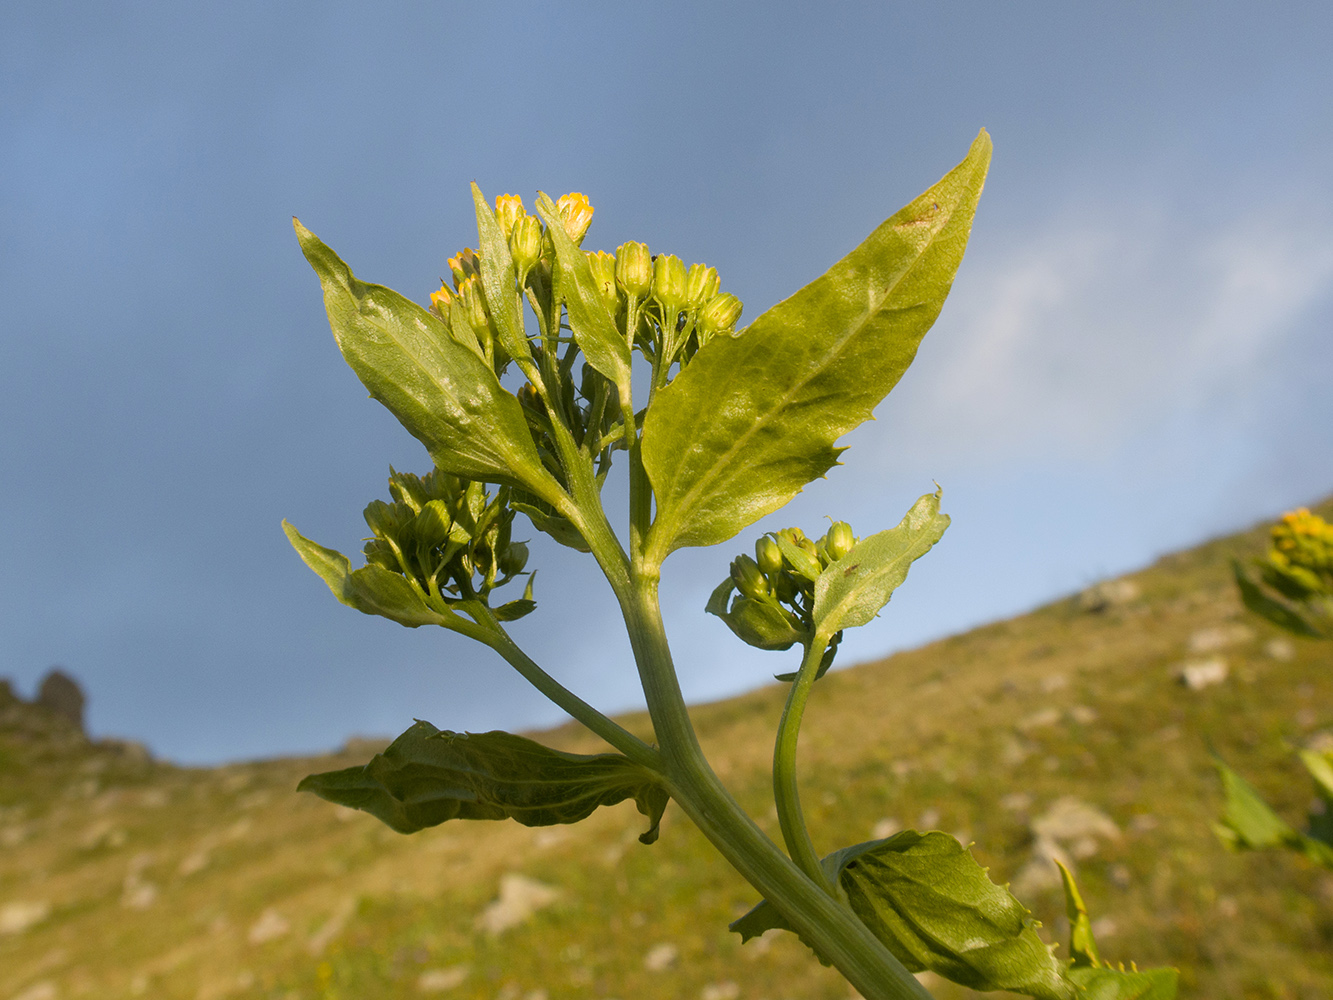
xmin=3 ymin=3 xmax=1331 ymax=764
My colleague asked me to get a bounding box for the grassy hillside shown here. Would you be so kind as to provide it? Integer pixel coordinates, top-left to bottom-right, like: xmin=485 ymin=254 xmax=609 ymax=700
xmin=4 ymin=499 xmax=1332 ymax=1000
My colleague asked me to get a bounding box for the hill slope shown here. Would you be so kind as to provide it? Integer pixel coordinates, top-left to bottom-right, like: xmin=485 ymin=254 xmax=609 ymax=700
xmin=4 ymin=500 xmax=1333 ymax=1000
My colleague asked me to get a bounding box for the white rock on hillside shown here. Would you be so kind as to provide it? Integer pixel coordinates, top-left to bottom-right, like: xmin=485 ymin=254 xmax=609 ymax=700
xmin=0 ymin=900 xmax=51 ymax=935
xmin=475 ymin=874 xmax=559 ymax=935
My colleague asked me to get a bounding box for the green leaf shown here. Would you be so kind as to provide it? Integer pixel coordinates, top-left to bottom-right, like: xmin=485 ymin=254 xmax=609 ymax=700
xmin=1055 ymin=859 xmax=1100 ymax=968
xmin=733 ymin=831 xmax=1073 ymax=1000
xmin=512 ymin=500 xmax=592 ymax=553
xmin=470 ymin=184 xmax=533 ymax=368
xmin=299 ymin=720 xmax=669 ymax=843
xmin=1232 ymin=560 xmax=1326 ymax=637
xmin=1213 ymin=754 xmax=1333 ymax=869
xmin=813 ymin=489 xmax=949 ymax=635
xmin=283 ymin=521 xmax=455 ymax=629
xmin=534 ymin=193 xmax=632 ymax=395
xmin=642 ymin=131 xmax=991 ymax=562
xmin=1212 ymin=755 xmax=1300 ymax=851
xmin=293 ymin=220 xmax=561 ymax=504
xmin=1065 ymin=967 xmax=1178 ymax=1000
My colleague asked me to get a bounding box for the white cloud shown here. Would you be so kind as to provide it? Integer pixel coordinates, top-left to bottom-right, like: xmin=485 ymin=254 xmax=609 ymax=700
xmin=902 ymin=195 xmax=1333 ymax=464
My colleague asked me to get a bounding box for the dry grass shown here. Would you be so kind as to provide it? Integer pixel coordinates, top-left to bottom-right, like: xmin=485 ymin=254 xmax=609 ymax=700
xmin=3 ymin=499 xmax=1332 ymax=1000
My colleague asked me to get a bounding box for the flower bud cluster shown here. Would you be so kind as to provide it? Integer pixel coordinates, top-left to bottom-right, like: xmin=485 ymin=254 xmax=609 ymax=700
xmin=1264 ymin=508 xmax=1333 ymax=600
xmin=362 ymin=467 xmax=533 ymax=613
xmin=709 ymin=523 xmax=856 ymax=667
xmin=427 ymin=192 xmax=599 ymax=376
xmin=606 ymin=242 xmax=741 ymax=374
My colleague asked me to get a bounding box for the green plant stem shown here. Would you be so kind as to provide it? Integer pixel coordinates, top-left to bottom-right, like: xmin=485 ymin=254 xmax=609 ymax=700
xmin=472 ymin=610 xmax=660 ymax=771
xmin=613 ymin=577 xmax=931 ymax=1000
xmin=774 ymin=635 xmax=838 ymax=894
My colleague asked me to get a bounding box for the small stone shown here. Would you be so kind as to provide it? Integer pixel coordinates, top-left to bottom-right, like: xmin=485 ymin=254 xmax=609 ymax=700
xmin=417 ymin=966 xmax=469 ymax=993
xmin=1178 ymin=657 xmax=1228 ymax=690
xmin=1031 ymin=797 xmax=1120 ymax=844
xmin=1187 ymin=624 xmax=1254 ymax=654
xmin=1068 ymin=705 xmax=1098 ymax=725
xmin=475 ymin=874 xmax=559 ymax=935
xmin=1077 ymin=579 xmax=1139 ymax=612
xmin=1090 ymin=917 xmax=1117 ymax=939
xmin=643 ymin=942 xmax=679 ymax=971
xmin=0 ymin=900 xmax=51 ymax=935
xmin=1016 ymin=707 xmax=1061 ymax=732
xmin=701 ymin=982 xmax=740 ymax=1000
xmin=871 ymin=817 xmax=901 ymax=840
xmin=248 ymin=908 xmax=290 ymax=944
xmin=917 ymin=808 xmax=940 ymax=829
xmin=1264 ymin=637 xmax=1296 ymax=661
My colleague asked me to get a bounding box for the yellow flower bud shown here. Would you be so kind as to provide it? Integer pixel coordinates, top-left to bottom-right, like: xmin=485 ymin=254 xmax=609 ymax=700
xmin=429 ymin=283 xmax=454 ymax=318
xmin=755 ymin=536 xmax=783 ymax=577
xmin=686 ymin=263 xmax=720 ymax=305
xmin=509 ymin=216 xmax=542 ymax=277
xmin=616 ymin=241 xmax=652 ymax=298
xmin=825 ymin=522 xmax=855 ymax=561
xmin=652 ymin=254 xmax=688 ymax=319
xmin=458 ymin=275 xmax=489 ymax=331
xmin=698 ymin=292 xmax=743 ymax=336
xmin=586 ymin=250 xmax=619 ymax=312
xmin=557 ymin=192 xmax=595 ymax=245
xmin=447 ymin=247 xmax=481 ymax=289
xmin=495 ymin=194 xmax=525 ymax=239
xmin=731 ymin=554 xmax=770 ymax=599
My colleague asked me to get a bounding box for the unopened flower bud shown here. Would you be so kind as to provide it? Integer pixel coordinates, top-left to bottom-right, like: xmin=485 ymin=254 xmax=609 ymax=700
xmin=458 ymin=276 xmax=489 ymax=331
xmin=363 ymin=537 xmax=399 ymax=571
xmin=364 ymin=499 xmax=406 ymax=540
xmin=699 ymin=292 xmax=743 ymax=336
xmin=652 ymin=254 xmax=688 ymax=317
xmin=447 ymin=247 xmax=482 ymax=289
xmin=499 ymin=541 xmax=529 ymax=576
xmin=557 ymin=192 xmax=595 ymax=245
xmin=429 ymin=283 xmax=454 ymax=318
xmin=413 ymin=500 xmax=453 ymax=550
xmin=731 ymin=554 xmax=770 ymax=599
xmin=586 ymin=250 xmax=619 ymax=312
xmin=755 ymin=536 xmax=784 ymax=577
xmin=509 ymin=216 xmax=542 ymax=277
xmin=495 ymin=194 xmax=525 ymax=238
xmin=616 ymin=241 xmax=653 ymax=298
xmin=825 ymin=522 xmax=855 ymax=561
xmin=686 ymin=263 xmax=720 ymax=305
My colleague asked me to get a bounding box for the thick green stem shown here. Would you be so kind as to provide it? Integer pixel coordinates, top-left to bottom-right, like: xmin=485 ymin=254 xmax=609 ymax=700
xmin=774 ymin=636 xmax=838 ymax=894
xmin=614 ymin=581 xmax=932 ymax=1000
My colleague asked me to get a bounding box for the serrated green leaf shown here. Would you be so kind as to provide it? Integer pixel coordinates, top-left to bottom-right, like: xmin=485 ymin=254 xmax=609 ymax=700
xmin=1055 ymin=859 xmax=1100 ymax=968
xmin=299 ymin=720 xmax=668 ymax=843
xmin=732 ymin=831 xmax=1073 ymax=1000
xmin=283 ymin=521 xmax=454 ymax=628
xmin=1232 ymin=560 xmax=1326 ymax=637
xmin=1065 ymin=966 xmax=1178 ymax=1000
xmin=470 ymin=184 xmax=532 ymax=368
xmin=534 ymin=193 xmax=631 ymax=395
xmin=813 ymin=490 xmax=949 ymax=635
xmin=642 ymin=131 xmax=990 ymax=562
xmin=293 ymin=220 xmax=561 ymax=505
